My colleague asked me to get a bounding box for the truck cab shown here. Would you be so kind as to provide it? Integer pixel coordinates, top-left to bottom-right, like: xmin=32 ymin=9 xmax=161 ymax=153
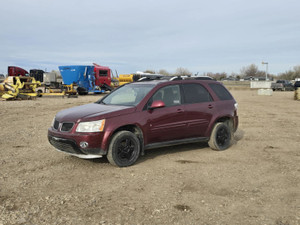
xmin=93 ymin=64 xmax=112 ymax=90
xmin=8 ymin=66 xmax=29 ymax=77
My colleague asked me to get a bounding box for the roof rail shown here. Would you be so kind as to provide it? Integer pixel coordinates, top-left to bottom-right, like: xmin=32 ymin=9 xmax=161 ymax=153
xmin=169 ymin=75 xmax=214 ymax=81
xmin=137 ymin=77 xmax=149 ymax=82
xmin=185 ymin=76 xmax=214 ymax=80
xmin=136 ymin=75 xmax=215 ymax=82
xmin=169 ymin=76 xmax=183 ymax=81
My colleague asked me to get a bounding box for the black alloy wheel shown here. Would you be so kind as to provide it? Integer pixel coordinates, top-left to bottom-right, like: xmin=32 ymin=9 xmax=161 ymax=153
xmin=107 ymin=131 xmax=140 ymax=167
xmin=215 ymin=126 xmax=230 ymax=148
xmin=208 ymin=122 xmax=232 ymax=151
xmin=117 ymin=138 xmax=136 ymax=161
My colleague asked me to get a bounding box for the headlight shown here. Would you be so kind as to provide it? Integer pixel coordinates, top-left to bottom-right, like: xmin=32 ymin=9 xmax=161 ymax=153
xmin=234 ymin=103 xmax=238 ymax=110
xmin=76 ymin=119 xmax=105 ymax=132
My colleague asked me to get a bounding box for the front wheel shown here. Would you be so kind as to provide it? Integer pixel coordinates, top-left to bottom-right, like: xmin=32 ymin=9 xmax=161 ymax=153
xmin=107 ymin=131 xmax=140 ymax=167
xmin=208 ymin=122 xmax=232 ymax=151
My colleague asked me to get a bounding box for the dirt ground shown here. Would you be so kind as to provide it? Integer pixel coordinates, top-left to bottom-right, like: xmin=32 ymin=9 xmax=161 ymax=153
xmin=0 ymin=90 xmax=299 ymax=225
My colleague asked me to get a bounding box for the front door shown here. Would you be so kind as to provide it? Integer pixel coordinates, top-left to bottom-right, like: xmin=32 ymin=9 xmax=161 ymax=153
xmin=145 ymin=85 xmax=186 ymax=143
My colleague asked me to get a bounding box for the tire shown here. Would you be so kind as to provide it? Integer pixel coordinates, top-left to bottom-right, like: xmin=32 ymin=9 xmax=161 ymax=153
xmin=77 ymin=87 xmax=88 ymax=95
xmin=107 ymin=131 xmax=140 ymax=167
xmin=208 ymin=122 xmax=232 ymax=151
xmin=78 ymin=91 xmax=88 ymax=95
xmin=37 ymin=90 xmax=43 ymax=97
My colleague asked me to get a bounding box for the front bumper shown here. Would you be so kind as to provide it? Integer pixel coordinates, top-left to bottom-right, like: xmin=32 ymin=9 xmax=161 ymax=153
xmin=48 ymin=128 xmax=106 ymax=158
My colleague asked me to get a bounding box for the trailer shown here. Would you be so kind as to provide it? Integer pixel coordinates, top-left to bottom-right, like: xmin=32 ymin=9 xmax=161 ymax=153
xmin=33 ymin=70 xmax=77 ymax=98
xmin=59 ymin=64 xmax=114 ymax=95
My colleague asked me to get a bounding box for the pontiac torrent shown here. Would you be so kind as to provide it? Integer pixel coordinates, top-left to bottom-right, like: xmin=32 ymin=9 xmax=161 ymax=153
xmin=48 ymin=78 xmax=238 ymax=167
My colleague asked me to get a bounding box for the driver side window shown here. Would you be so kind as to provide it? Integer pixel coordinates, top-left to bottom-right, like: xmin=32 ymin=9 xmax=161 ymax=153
xmin=146 ymin=85 xmax=181 ymax=109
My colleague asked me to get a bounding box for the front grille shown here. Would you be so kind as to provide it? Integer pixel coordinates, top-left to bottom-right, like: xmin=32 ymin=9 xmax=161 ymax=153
xmin=61 ymin=123 xmax=74 ymax=132
xmin=53 ymin=120 xmax=74 ymax=132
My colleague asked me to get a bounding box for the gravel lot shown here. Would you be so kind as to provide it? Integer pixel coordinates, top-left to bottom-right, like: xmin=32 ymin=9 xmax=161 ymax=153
xmin=0 ymin=90 xmax=299 ymax=225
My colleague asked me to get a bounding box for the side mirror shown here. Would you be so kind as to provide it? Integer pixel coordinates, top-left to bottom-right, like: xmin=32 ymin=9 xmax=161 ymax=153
xmin=149 ymin=100 xmax=165 ymax=110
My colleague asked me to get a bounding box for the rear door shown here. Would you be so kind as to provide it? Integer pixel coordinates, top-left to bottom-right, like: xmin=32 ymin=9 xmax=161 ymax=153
xmin=182 ymin=83 xmax=215 ymax=137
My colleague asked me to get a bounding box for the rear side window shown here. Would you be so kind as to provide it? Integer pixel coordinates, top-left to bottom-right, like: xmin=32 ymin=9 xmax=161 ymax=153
xmin=182 ymin=83 xmax=212 ymax=104
xmin=209 ymin=83 xmax=233 ymax=100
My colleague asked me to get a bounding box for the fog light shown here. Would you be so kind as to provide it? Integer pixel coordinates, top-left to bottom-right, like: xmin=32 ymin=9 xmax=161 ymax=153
xmin=80 ymin=142 xmax=89 ymax=148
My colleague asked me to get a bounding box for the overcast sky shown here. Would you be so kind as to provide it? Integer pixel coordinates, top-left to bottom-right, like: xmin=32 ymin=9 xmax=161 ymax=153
xmin=0 ymin=0 xmax=299 ymax=75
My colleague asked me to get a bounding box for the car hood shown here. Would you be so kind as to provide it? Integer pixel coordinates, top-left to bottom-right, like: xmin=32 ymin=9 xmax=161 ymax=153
xmin=55 ymin=103 xmax=136 ymax=122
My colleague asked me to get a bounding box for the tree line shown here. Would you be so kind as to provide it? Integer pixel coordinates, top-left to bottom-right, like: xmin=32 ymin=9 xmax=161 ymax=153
xmin=144 ymin=64 xmax=300 ymax=81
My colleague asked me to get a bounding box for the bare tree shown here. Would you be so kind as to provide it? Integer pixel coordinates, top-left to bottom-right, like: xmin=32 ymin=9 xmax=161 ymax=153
xmin=143 ymin=70 xmax=156 ymax=74
xmin=206 ymin=72 xmax=227 ymax=80
xmin=174 ymin=67 xmax=192 ymax=76
xmin=293 ymin=65 xmax=300 ymax=78
xmin=278 ymin=65 xmax=300 ymax=80
xmin=239 ymin=64 xmax=266 ymax=78
xmin=158 ymin=69 xmax=171 ymax=76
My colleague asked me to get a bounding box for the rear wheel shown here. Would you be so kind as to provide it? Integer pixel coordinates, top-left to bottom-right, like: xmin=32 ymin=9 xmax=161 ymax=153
xmin=77 ymin=87 xmax=88 ymax=95
xmin=208 ymin=122 xmax=232 ymax=151
xmin=107 ymin=131 xmax=140 ymax=167
xmin=37 ymin=90 xmax=43 ymax=97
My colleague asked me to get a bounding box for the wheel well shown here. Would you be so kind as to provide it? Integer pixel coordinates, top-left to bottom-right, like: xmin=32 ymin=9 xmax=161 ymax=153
xmin=111 ymin=125 xmax=145 ymax=155
xmin=215 ymin=117 xmax=233 ymax=131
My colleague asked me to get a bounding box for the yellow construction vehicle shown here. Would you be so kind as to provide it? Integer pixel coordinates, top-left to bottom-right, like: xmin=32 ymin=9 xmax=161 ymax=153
xmin=36 ymin=83 xmax=78 ymax=98
xmin=0 ymin=76 xmax=40 ymax=100
xmin=110 ymin=78 xmax=119 ymax=88
xmin=117 ymin=74 xmax=135 ymax=86
xmin=117 ymin=73 xmax=164 ymax=86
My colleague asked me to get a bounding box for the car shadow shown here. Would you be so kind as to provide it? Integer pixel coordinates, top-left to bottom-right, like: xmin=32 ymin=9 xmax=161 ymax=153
xmin=83 ymin=142 xmax=208 ymax=166
xmin=88 ymin=157 xmax=109 ymax=164
xmin=79 ymin=130 xmax=245 ymax=166
xmin=138 ymin=129 xmax=245 ymax=165
xmin=137 ymin=142 xmax=209 ymax=164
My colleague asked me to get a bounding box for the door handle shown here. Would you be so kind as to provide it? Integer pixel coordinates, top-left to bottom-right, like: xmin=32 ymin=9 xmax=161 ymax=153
xmin=208 ymin=104 xmax=213 ymax=109
xmin=177 ymin=109 xmax=184 ymax=113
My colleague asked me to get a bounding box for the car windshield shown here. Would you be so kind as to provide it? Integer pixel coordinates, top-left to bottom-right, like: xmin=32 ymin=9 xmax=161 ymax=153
xmin=99 ymin=84 xmax=154 ymax=106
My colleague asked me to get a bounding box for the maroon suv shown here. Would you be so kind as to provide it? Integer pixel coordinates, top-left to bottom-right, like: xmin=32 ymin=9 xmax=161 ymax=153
xmin=48 ymin=79 xmax=238 ymax=167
